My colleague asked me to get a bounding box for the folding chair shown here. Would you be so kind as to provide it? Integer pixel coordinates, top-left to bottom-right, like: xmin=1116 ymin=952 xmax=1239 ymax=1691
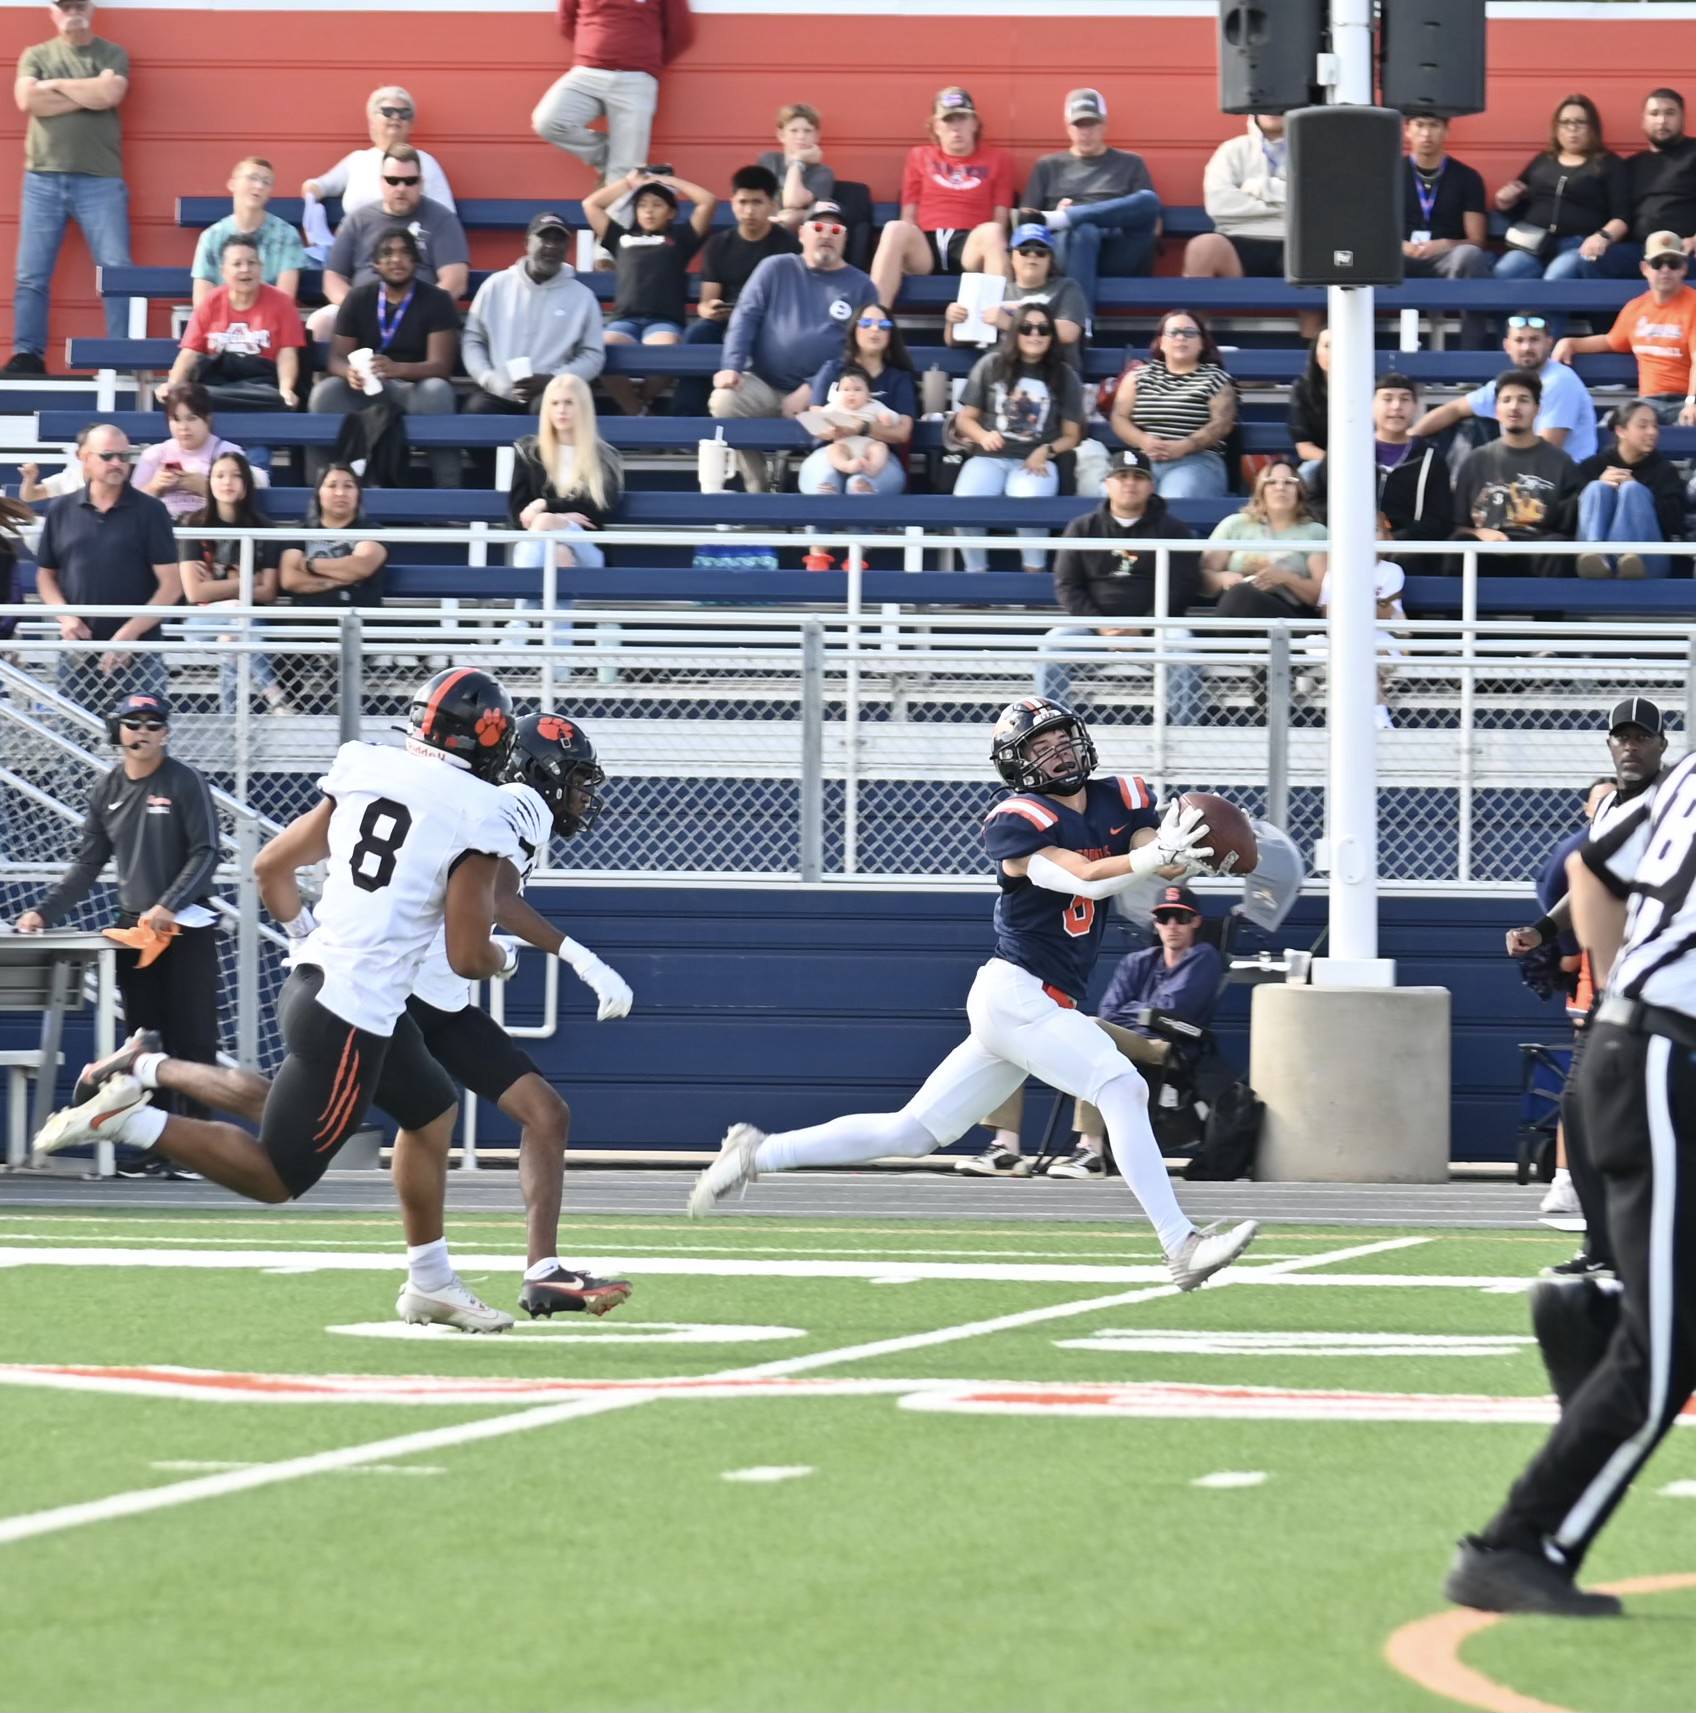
xmin=1515 ymin=1040 xmax=1573 ymax=1184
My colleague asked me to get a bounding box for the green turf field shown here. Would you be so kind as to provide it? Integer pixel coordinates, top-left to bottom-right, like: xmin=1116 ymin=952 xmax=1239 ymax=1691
xmin=1 ymin=1207 xmax=1692 ymax=1713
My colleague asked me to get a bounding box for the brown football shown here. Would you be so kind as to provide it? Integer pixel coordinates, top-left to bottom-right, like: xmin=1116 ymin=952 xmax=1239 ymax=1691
xmin=1178 ymin=792 xmax=1259 ymax=876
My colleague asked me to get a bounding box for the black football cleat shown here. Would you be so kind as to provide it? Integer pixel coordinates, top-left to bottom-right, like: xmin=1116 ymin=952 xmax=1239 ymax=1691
xmin=74 ymin=1028 xmax=163 ymax=1105
xmin=1443 ymin=1537 xmax=1622 ymax=1618
xmin=1531 ymin=1276 xmax=1623 ymax=1408
xmin=520 ymin=1266 xmax=633 ymax=1318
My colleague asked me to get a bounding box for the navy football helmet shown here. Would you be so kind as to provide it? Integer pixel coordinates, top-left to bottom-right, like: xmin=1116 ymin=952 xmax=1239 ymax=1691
xmin=990 ymin=698 xmax=1097 ymax=795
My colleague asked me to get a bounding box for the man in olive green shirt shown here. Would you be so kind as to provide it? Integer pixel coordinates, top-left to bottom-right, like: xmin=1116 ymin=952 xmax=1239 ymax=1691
xmin=9 ymin=0 xmax=132 ymax=373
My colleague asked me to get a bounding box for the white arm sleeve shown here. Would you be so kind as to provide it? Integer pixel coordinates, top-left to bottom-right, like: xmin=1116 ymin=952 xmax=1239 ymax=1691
xmin=1026 ymin=850 xmax=1142 ymax=902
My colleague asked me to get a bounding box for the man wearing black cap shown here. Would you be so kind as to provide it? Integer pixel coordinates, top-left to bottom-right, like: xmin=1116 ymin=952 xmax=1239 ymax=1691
xmin=14 ymin=690 xmax=222 ymax=1145
xmin=1037 ymin=448 xmax=1198 ymax=706
xmin=1446 ymin=697 xmax=1696 ymax=1619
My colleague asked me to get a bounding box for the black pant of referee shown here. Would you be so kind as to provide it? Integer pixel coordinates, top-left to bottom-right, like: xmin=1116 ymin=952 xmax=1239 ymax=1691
xmin=114 ymin=923 xmax=220 ymax=1120
xmin=1475 ymin=1010 xmax=1696 ymax=1573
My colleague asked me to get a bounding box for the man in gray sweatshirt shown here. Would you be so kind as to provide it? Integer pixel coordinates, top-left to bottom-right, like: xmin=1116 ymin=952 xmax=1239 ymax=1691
xmin=708 ymin=201 xmax=875 ymax=490
xmin=463 ymin=212 xmax=606 ymax=418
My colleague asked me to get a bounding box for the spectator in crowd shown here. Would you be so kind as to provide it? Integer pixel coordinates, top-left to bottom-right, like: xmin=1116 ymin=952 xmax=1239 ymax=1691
xmin=191 ymin=158 xmax=305 ymax=307
xmin=759 ymin=103 xmax=835 ymax=231
xmin=8 ymin=0 xmax=131 ymax=374
xmin=950 ymin=305 xmax=1085 ymax=573
xmin=1202 ymin=456 xmax=1328 ymax=619
xmin=1554 ymin=232 xmax=1696 ymax=422
xmin=710 ymin=204 xmax=875 ymax=491
xmin=311 ymin=146 xmax=469 ymax=339
xmin=179 ymin=450 xmax=290 ymax=715
xmin=965 ymin=881 xmax=1221 ymax=1179
xmin=1035 ymin=448 xmax=1199 ymax=707
xmin=1494 ymin=95 xmax=1628 ymax=283
xmin=1020 ymin=88 xmax=1161 ymax=310
xmin=869 ymin=86 xmax=1012 ymax=313
xmin=797 ymin=304 xmax=916 ymax=495
xmin=132 ymin=383 xmax=270 ymax=520
xmin=161 ymin=233 xmax=304 ymax=412
xmin=462 ymin=213 xmax=607 ymax=486
xmin=585 ymin=167 xmax=717 ymax=415
xmin=1107 ymin=309 xmax=1237 ymax=500
xmin=1400 ymin=113 xmax=1492 ymax=347
xmin=674 ymin=166 xmax=797 ymax=415
xmin=1413 ymin=314 xmax=1599 ymax=459
xmin=507 ymin=373 xmax=624 ymax=572
xmin=279 ymin=465 xmax=388 ymax=607
xmin=1451 ymin=369 xmax=1581 ymax=574
xmin=1288 ymin=330 xmax=1329 ymax=484
xmin=308 ymin=225 xmax=460 ymax=487
xmin=301 ymin=85 xmax=454 ymax=214
xmin=945 ymin=222 xmax=1087 ymax=353
xmin=35 ymin=423 xmax=180 ymax=706
xmin=17 ymin=424 xmax=91 ymax=504
xmin=801 ymin=365 xmax=902 ymax=493
xmin=1310 ymin=371 xmax=1454 ymax=541
xmin=1572 ymin=399 xmax=1684 ymax=579
xmin=1577 ymin=87 xmax=1696 ymax=279
xmin=533 ymin=0 xmax=695 ymax=187
xmin=15 ymin=687 xmax=222 ymax=1154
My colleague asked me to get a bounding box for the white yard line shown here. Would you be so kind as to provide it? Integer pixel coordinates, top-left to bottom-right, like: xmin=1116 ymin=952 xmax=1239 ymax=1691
xmin=0 ymin=1235 xmax=1424 ymax=1550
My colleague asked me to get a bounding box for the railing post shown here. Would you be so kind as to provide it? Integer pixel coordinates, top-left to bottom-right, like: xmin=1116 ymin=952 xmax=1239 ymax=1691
xmin=236 ymin=814 xmax=259 ymax=1069
xmin=1266 ymin=621 xmax=1291 ymax=831
xmin=1458 ymin=546 xmax=1479 ymax=885
xmin=235 ymin=537 xmax=254 ymax=803
xmin=1686 ymin=632 xmax=1696 ymax=740
xmin=800 ymin=620 xmax=824 ymax=882
xmin=1152 ymin=547 xmax=1171 ymax=788
xmin=339 ymin=611 xmax=363 ymax=744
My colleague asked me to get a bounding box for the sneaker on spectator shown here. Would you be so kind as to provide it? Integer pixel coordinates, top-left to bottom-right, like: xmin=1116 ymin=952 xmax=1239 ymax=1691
xmin=956 ymin=1146 xmax=1030 ymax=1178
xmin=3 ymin=351 xmax=46 ymax=376
xmin=1539 ymin=1170 xmax=1580 ymax=1216
xmin=1046 ymin=1146 xmax=1106 ymax=1180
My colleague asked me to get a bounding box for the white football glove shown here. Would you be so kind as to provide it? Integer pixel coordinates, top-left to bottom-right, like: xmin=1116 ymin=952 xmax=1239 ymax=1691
xmin=493 ymin=936 xmax=522 ymax=981
xmin=1128 ymin=800 xmax=1214 ymax=878
xmin=556 ymin=937 xmax=634 ymax=1021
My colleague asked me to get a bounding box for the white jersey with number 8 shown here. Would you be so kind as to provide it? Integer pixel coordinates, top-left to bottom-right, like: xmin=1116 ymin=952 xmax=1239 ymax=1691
xmin=294 ymin=741 xmax=522 ymax=1035
xmin=410 ymin=781 xmax=551 ymax=1014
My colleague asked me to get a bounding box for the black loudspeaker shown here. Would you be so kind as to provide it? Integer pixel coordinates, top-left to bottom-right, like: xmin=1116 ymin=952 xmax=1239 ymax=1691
xmin=1380 ymin=0 xmax=1487 ymax=119
xmin=1286 ymin=107 xmax=1406 ymax=287
xmin=1218 ymin=0 xmax=1324 ymax=116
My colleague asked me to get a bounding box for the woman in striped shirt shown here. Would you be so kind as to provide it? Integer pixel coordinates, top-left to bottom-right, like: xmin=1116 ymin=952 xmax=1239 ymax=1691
xmin=1107 ymin=309 xmax=1237 ymax=499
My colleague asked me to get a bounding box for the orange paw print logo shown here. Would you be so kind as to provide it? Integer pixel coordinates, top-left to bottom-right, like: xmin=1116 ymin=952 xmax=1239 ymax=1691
xmin=535 ymin=715 xmax=575 ymax=743
xmin=475 ymin=709 xmax=509 ymax=748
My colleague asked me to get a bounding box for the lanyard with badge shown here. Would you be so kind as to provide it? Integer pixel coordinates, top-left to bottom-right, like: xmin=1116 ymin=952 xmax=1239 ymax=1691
xmin=375 ymin=284 xmax=415 ymax=351
xmin=1410 ymin=160 xmax=1445 ymax=246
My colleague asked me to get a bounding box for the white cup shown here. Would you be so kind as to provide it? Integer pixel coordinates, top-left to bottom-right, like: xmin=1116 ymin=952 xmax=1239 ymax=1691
xmin=506 ymin=355 xmax=534 ymax=383
xmin=347 ymin=347 xmax=383 ymax=396
xmin=697 ymin=437 xmax=733 ymax=495
xmin=575 ymin=229 xmax=599 ymax=273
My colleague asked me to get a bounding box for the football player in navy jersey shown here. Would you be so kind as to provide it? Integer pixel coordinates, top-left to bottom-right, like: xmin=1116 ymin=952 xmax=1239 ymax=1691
xmin=689 ymin=697 xmax=1260 ymax=1291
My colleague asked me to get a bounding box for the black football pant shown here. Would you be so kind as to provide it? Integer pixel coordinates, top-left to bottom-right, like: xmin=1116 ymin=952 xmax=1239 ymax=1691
xmin=1479 ymin=1021 xmax=1696 ymax=1572
xmin=114 ymin=924 xmax=220 ymax=1120
xmin=1561 ymin=1017 xmax=1613 ymax=1268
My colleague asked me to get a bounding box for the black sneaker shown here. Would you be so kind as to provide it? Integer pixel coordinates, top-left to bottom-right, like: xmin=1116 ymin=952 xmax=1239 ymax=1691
xmin=2 ymin=351 xmax=46 ymax=376
xmin=1443 ymin=1537 xmax=1622 ymax=1617
xmin=1543 ymin=1252 xmax=1614 ymax=1279
xmin=519 ymin=1266 xmax=632 ymax=1318
xmin=1046 ymin=1146 xmax=1107 ymax=1180
xmin=113 ymin=1149 xmax=201 ymax=1182
xmin=73 ymin=1028 xmax=162 ymax=1105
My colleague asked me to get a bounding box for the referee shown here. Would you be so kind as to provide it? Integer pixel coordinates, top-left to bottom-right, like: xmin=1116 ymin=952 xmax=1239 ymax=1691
xmin=1446 ymin=741 xmax=1696 ymax=1618
xmin=14 ymin=691 xmax=222 ymax=1142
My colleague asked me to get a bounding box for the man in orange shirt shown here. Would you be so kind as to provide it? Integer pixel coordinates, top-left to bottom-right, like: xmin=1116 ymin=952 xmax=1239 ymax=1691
xmin=1553 ymin=229 xmax=1696 ymax=423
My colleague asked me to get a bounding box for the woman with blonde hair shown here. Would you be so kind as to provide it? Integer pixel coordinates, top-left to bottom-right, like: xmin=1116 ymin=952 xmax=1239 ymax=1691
xmin=300 ymin=86 xmax=454 ymax=214
xmin=507 ymin=373 xmax=625 ymax=572
xmin=1201 ymin=455 xmax=1328 ymax=618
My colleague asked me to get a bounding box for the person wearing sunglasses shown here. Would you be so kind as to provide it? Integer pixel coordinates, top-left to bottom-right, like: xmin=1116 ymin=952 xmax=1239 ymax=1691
xmin=945 ymin=222 xmax=1086 ymax=355
xmin=1494 ymin=95 xmax=1627 ymax=284
xmin=313 ymin=143 xmax=469 ymax=341
xmin=301 ymin=84 xmax=454 ymax=217
xmin=1553 ymin=230 xmax=1696 ymax=425
xmin=709 ymin=200 xmax=874 ymax=491
xmin=950 ymin=309 xmax=1085 ymax=571
xmin=797 ymin=302 xmax=916 ymax=495
xmin=1107 ymin=310 xmax=1236 ymax=500
xmin=1413 ymin=313 xmax=1598 ymax=460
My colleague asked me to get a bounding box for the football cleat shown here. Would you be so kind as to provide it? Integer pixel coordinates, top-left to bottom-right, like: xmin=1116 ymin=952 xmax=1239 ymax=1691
xmin=73 ymin=1027 xmax=162 ymax=1105
xmin=1542 ymin=1252 xmax=1614 ymax=1279
xmin=955 ymin=1146 xmax=1030 ymax=1178
xmin=1166 ymin=1219 xmax=1259 ymax=1292
xmin=32 ymin=1074 xmax=150 ymax=1162
xmin=1046 ymin=1146 xmax=1107 ymax=1180
xmin=687 ymin=1122 xmax=766 ymax=1217
xmin=396 ymin=1276 xmax=514 ymax=1334
xmin=1443 ymin=1537 xmax=1622 ymax=1618
xmin=519 ymin=1266 xmax=633 ymax=1318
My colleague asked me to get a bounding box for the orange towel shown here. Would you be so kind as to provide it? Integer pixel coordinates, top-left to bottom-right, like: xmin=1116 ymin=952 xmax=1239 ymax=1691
xmin=103 ymin=921 xmax=179 ymax=969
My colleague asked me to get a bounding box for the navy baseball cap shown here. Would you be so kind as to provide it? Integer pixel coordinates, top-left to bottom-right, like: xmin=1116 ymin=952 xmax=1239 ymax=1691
xmin=1153 ymin=884 xmax=1201 ymax=918
xmin=113 ymin=691 xmax=171 ymax=724
xmin=1609 ymin=695 xmax=1664 ymax=735
xmin=526 ymin=211 xmax=571 ymax=237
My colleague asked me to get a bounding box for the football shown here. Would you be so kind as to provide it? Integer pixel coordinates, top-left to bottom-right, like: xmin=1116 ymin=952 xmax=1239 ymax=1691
xmin=1179 ymin=792 xmax=1259 ymax=876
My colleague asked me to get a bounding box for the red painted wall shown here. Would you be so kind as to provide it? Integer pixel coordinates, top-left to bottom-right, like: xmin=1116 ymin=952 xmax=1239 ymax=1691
xmin=2 ymin=9 xmax=1694 ymax=350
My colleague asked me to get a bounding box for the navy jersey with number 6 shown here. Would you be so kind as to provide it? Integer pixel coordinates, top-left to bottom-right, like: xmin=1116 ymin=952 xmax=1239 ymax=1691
xmin=983 ymin=775 xmax=1158 ymax=1001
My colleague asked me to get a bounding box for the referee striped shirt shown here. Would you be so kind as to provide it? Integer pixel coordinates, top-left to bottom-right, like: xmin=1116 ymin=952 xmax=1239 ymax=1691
xmin=1129 ymin=360 xmax=1233 ymax=441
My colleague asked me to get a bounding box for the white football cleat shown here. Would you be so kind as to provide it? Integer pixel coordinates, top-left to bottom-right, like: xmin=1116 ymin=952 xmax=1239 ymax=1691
xmin=687 ymin=1122 xmax=766 ymax=1217
xmin=396 ymin=1276 xmax=514 ymax=1334
xmin=32 ymin=1073 xmax=150 ymax=1162
xmin=1167 ymin=1219 xmax=1259 ymax=1292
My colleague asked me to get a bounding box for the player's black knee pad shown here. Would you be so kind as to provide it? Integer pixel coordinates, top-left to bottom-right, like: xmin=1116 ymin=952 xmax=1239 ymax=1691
xmin=1530 ymin=1275 xmax=1622 ymax=1409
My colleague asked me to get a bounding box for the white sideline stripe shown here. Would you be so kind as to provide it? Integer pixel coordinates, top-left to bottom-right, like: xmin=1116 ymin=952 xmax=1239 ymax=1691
xmin=1192 ymin=1471 xmax=1267 ymax=1489
xmin=150 ymin=1460 xmax=445 ymax=1477
xmin=0 ymin=1235 xmax=1419 ymax=1549
xmin=1659 ymin=1479 xmax=1696 ymax=1499
xmin=721 ymin=1466 xmax=814 ymax=1484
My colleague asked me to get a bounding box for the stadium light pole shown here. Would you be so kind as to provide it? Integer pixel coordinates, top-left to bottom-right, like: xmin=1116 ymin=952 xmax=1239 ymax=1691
xmin=1316 ymin=0 xmax=1394 ymax=986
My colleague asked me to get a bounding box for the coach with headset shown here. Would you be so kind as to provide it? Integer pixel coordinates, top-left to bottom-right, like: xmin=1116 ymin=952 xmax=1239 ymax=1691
xmin=15 ymin=691 xmax=221 ymax=1143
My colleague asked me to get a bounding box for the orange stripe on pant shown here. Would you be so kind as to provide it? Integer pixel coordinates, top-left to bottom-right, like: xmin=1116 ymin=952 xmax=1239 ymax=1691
xmin=312 ymin=1028 xmax=359 ymax=1140
xmin=1043 ymin=983 xmax=1079 ymax=1010
xmin=314 ymin=1047 xmax=364 ymax=1153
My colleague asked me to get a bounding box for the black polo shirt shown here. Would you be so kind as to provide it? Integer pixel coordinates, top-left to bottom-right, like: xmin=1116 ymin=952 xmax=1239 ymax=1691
xmin=36 ymin=481 xmax=178 ymax=642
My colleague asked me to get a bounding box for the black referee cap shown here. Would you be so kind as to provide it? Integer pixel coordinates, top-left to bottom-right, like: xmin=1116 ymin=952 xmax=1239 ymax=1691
xmin=1609 ymin=695 xmax=1664 ymax=736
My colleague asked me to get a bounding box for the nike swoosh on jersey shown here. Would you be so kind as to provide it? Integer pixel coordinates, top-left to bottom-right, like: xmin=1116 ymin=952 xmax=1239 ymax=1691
xmin=1110 ymin=824 xmax=1129 ymax=835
